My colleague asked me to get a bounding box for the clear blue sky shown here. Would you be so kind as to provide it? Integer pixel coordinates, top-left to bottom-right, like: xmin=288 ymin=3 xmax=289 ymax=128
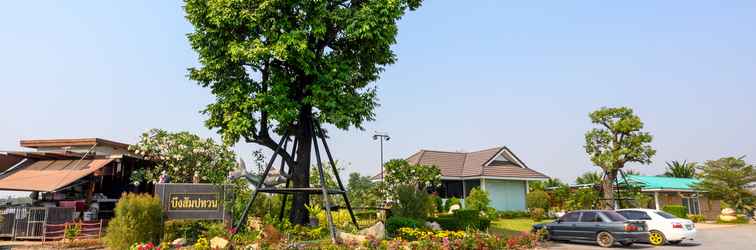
xmin=1 ymin=1 xmax=755 ymax=197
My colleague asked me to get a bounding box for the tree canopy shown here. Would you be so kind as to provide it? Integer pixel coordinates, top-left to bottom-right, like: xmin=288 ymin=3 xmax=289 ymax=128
xmin=383 ymin=159 xmax=441 ymax=192
xmin=584 ymin=107 xmax=656 ymax=208
xmin=129 ymin=128 xmax=237 ymax=184
xmin=664 ymin=160 xmax=697 ymax=178
xmin=184 ymin=0 xmax=424 ymax=224
xmin=576 ymin=171 xmax=602 ymax=185
xmin=693 ymin=157 xmax=756 ymax=211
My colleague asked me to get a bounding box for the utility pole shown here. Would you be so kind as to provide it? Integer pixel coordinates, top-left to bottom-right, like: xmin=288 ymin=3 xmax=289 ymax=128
xmin=372 ymin=132 xmax=390 ymax=180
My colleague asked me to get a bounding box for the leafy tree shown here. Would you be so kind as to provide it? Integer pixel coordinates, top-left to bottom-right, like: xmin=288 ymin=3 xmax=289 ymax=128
xmin=526 ymin=190 xmax=550 ymax=211
xmin=693 ymin=157 xmax=756 ymax=212
xmin=542 ymin=178 xmax=565 ymax=189
xmin=584 ymin=107 xmax=656 ymax=208
xmin=346 ymin=172 xmax=380 ymax=208
xmin=391 ymin=184 xmax=433 ymax=220
xmin=464 ymin=188 xmax=491 ymax=212
xmin=384 ymin=159 xmax=441 ymax=192
xmin=664 ymin=160 xmax=697 ymax=178
xmin=184 ymin=0 xmax=423 ymax=224
xmin=576 ymin=171 xmax=602 ymax=185
xmin=130 ymin=128 xmax=237 ymax=184
xmin=565 ymin=188 xmax=600 ymax=210
xmin=623 ymin=169 xmax=642 ymax=176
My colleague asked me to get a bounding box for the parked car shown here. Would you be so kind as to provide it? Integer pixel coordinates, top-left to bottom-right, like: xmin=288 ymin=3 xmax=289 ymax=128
xmin=617 ymin=208 xmax=696 ymax=245
xmin=532 ymin=210 xmax=648 ymax=248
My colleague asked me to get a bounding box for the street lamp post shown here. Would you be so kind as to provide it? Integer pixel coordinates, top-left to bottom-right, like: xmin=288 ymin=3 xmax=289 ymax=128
xmin=372 ymin=132 xmax=390 ymax=180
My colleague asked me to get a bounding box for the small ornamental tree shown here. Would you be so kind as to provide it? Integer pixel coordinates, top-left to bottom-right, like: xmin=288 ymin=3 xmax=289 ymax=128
xmin=384 ymin=159 xmax=441 ymax=192
xmin=526 ymin=190 xmax=550 ymax=211
xmin=664 ymin=160 xmax=697 ymax=178
xmin=694 ymin=157 xmax=756 ymax=212
xmin=576 ymin=171 xmax=602 ymax=185
xmin=130 ymin=129 xmax=237 ymax=184
xmin=584 ymin=107 xmax=656 ymax=209
xmin=465 ymin=187 xmax=491 ymax=212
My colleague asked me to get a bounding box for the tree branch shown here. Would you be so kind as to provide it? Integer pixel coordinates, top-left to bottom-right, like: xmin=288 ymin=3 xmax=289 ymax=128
xmin=244 ymin=134 xmax=295 ymax=170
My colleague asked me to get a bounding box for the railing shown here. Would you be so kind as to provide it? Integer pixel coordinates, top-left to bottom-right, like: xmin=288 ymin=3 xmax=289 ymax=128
xmin=0 ymin=207 xmax=75 ymax=240
xmin=43 ymin=220 xmax=103 ymax=242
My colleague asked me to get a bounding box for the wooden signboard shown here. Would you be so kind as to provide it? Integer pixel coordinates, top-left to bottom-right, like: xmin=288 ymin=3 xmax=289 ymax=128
xmin=155 ymin=183 xmax=229 ymax=220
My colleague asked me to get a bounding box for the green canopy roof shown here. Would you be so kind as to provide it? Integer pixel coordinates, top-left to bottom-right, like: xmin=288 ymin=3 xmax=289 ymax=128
xmin=623 ymin=175 xmax=701 ymax=191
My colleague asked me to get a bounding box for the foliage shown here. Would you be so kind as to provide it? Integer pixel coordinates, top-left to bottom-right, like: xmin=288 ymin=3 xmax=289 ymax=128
xmin=130 ymin=128 xmax=237 ymax=184
xmin=693 ymin=156 xmax=756 ymax=212
xmin=386 ymin=216 xmax=422 ymax=236
xmin=526 ymin=190 xmax=550 ymax=211
xmin=391 ymin=184 xmax=434 ymax=220
xmin=664 ymin=160 xmax=697 ymax=178
xmin=576 ymin=171 xmax=602 ymax=185
xmin=584 ymin=107 xmax=656 ymax=208
xmin=63 ymin=222 xmax=81 ymax=242
xmin=464 ymin=188 xmax=491 ymax=212
xmin=432 ymin=209 xmax=490 ymax=231
xmin=130 ymin=242 xmax=160 ymax=250
xmin=548 ymin=184 xmax=571 ymax=210
xmin=497 ymin=210 xmax=530 ymax=219
xmin=529 ymin=208 xmax=545 ymax=221
xmin=565 ymin=188 xmax=599 ymax=210
xmin=104 ymin=193 xmax=163 ymax=250
xmin=662 ymin=205 xmax=688 ymax=219
xmin=687 ymin=214 xmax=705 ymax=223
xmin=317 ymin=209 xmax=358 ymax=233
xmin=543 ymin=178 xmax=565 ymax=189
xmin=347 ymin=172 xmax=381 ymax=208
xmin=194 ymin=237 xmax=210 ymax=250
xmin=432 ymin=195 xmax=444 ymax=213
xmin=384 ymin=159 xmax=441 ymax=192
xmin=395 ymin=227 xmax=465 ymax=241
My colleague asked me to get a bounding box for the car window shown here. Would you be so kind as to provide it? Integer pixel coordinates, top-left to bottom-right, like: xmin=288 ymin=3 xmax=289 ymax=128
xmin=601 ymin=211 xmax=627 ymax=222
xmin=655 ymin=211 xmax=678 ymax=219
xmin=561 ymin=212 xmax=581 ymax=222
xmin=580 ymin=211 xmax=601 ymax=222
xmin=618 ymin=211 xmax=652 ymax=220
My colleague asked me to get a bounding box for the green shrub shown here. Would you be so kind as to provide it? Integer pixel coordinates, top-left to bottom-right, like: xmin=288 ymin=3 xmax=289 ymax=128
xmin=430 ymin=209 xmax=490 ymax=231
xmin=432 ymin=215 xmax=460 ymax=231
xmin=464 ymin=188 xmax=491 ymax=212
xmin=432 ymin=195 xmax=443 ymax=213
xmin=526 ymin=190 xmax=550 ymax=211
xmin=386 ymin=216 xmax=422 ymax=236
xmin=104 ymin=193 xmax=163 ymax=250
xmin=662 ymin=205 xmax=687 ymax=219
xmin=530 ymin=208 xmax=545 ymax=221
xmin=391 ymin=184 xmax=433 ymax=220
xmin=687 ymin=214 xmax=706 ymax=223
xmin=497 ymin=210 xmax=530 ymax=219
xmin=444 ymin=197 xmax=461 ymax=212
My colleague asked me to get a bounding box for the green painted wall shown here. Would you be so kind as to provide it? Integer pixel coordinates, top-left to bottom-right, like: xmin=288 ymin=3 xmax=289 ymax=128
xmin=484 ymin=179 xmax=527 ymax=211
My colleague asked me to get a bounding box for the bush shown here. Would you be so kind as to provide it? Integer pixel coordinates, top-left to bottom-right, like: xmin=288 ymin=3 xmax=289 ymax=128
xmin=432 ymin=215 xmax=460 ymax=231
xmin=498 ymin=210 xmax=530 ymax=219
xmin=386 ymin=216 xmax=422 ymax=236
xmin=432 ymin=195 xmax=443 ymax=213
xmin=717 ymin=215 xmax=749 ymax=224
xmin=391 ymin=184 xmax=433 ymax=220
xmin=104 ymin=193 xmax=163 ymax=250
xmin=444 ymin=197 xmax=461 ymax=212
xmin=687 ymin=214 xmax=706 ymax=223
xmin=526 ymin=190 xmax=550 ymax=211
xmin=431 ymin=209 xmax=490 ymax=231
xmin=662 ymin=205 xmax=687 ymax=219
xmin=464 ymin=188 xmax=491 ymax=212
xmin=530 ymin=208 xmax=545 ymax=221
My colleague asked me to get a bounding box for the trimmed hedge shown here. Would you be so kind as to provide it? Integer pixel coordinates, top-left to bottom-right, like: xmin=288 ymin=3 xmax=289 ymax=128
xmin=498 ymin=210 xmax=530 ymax=219
xmin=662 ymin=205 xmax=687 ymax=219
xmin=386 ymin=216 xmax=422 ymax=236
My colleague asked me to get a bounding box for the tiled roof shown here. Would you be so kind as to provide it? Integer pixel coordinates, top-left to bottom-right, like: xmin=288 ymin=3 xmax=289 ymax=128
xmin=402 ymin=146 xmax=548 ymax=180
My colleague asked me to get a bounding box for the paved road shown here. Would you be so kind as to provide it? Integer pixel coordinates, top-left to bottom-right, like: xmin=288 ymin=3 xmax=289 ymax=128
xmin=545 ymin=224 xmax=756 ymax=250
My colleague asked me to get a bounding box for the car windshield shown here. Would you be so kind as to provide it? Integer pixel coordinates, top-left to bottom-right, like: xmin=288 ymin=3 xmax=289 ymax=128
xmin=655 ymin=211 xmax=678 ymax=219
xmin=601 ymin=211 xmax=627 ymax=222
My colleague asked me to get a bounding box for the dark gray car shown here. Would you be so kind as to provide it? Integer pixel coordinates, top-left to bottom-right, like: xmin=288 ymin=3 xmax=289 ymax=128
xmin=533 ymin=210 xmax=648 ymax=248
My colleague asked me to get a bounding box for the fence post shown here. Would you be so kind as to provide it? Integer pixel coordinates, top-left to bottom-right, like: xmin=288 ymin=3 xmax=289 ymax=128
xmin=98 ymin=219 xmax=103 ymax=239
xmin=42 ymin=208 xmax=48 ymax=242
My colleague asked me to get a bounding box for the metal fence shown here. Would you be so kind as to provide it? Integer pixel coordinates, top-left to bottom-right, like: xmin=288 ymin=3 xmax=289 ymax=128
xmin=0 ymin=207 xmax=74 ymax=240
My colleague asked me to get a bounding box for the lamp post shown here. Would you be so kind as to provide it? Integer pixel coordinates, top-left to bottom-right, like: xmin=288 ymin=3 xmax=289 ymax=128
xmin=372 ymin=132 xmax=390 ymax=180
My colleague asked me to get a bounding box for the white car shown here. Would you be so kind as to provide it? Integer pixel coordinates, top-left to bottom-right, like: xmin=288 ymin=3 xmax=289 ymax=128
xmin=617 ymin=208 xmax=696 ymax=245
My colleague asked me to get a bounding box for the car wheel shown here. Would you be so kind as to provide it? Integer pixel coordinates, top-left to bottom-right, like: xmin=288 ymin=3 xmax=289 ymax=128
xmin=648 ymin=230 xmax=666 ymax=246
xmin=668 ymin=240 xmax=682 ymax=245
xmin=596 ymin=231 xmax=615 ymax=248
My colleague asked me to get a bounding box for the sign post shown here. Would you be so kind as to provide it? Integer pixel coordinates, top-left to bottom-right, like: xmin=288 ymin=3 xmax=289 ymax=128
xmin=155 ymin=183 xmax=229 ymax=221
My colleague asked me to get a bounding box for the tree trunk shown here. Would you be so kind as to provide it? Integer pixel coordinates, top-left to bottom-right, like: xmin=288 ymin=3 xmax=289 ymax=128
xmin=290 ymin=106 xmax=312 ymax=225
xmin=602 ymin=170 xmax=617 ymax=209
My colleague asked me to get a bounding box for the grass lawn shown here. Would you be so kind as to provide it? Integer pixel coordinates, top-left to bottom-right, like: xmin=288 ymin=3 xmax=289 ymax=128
xmin=489 ymin=218 xmax=553 ymax=237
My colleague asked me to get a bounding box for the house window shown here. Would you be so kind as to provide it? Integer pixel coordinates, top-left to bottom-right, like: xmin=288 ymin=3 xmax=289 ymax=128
xmin=682 ymin=195 xmax=700 ymax=215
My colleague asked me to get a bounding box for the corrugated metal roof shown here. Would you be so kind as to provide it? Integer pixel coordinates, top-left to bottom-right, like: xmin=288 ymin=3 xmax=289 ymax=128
xmin=0 ymin=158 xmax=113 ymax=192
xmin=625 ymin=175 xmax=701 ymax=191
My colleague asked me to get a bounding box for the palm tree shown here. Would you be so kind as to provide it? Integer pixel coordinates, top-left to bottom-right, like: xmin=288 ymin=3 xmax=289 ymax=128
xmin=664 ymin=160 xmax=696 ymax=178
xmin=576 ymin=171 xmax=602 ymax=185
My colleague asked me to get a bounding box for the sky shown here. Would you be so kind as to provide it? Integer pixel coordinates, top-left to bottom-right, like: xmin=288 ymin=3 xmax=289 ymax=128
xmin=1 ymin=1 xmax=755 ymax=197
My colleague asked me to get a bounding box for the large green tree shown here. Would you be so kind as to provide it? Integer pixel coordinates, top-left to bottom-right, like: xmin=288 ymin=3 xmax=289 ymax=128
xmin=584 ymin=107 xmax=656 ymax=209
xmin=184 ymin=0 xmax=422 ymax=224
xmin=576 ymin=171 xmax=602 ymax=185
xmin=693 ymin=157 xmax=756 ymax=212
